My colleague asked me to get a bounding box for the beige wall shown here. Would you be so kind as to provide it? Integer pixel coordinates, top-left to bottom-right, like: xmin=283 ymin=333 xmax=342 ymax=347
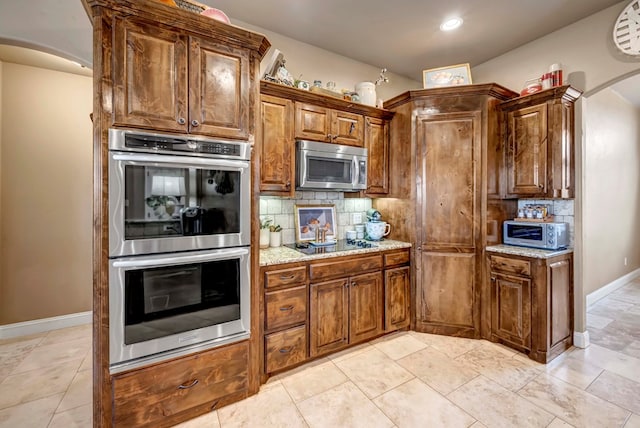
xmin=233 ymin=19 xmax=421 ymax=101
xmin=583 ymin=89 xmax=640 ymax=295
xmin=0 ymin=62 xmax=92 ymax=324
xmin=472 ymin=2 xmax=640 ymax=94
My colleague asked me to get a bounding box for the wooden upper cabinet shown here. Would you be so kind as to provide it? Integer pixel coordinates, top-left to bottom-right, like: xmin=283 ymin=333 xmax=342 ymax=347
xmin=113 ymin=16 xmax=251 ymax=139
xmin=365 ymin=117 xmax=390 ymax=195
xmin=501 ymin=86 xmax=581 ymax=199
xmin=259 ymin=95 xmax=294 ymax=195
xmin=294 ymin=103 xmax=364 ymax=146
xmin=189 ymin=37 xmax=250 ymax=139
xmin=114 ymin=17 xmax=189 ymax=132
xmin=506 ymin=104 xmax=548 ymax=197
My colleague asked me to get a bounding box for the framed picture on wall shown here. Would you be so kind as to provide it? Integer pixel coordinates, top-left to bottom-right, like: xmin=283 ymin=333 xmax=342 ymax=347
xmin=294 ymin=204 xmax=337 ymax=242
xmin=423 ymin=63 xmax=472 ymax=88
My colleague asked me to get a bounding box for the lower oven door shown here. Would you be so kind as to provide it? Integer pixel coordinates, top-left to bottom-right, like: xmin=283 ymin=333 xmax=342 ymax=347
xmin=109 ymin=247 xmax=250 ymax=372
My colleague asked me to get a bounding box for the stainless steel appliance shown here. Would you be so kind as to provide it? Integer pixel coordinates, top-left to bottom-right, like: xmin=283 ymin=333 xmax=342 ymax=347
xmin=107 ymin=129 xmax=252 ymax=372
xmin=503 ymin=220 xmax=569 ymax=250
xmin=108 ymin=128 xmax=251 ymax=257
xmin=109 ymin=247 xmax=250 ymax=372
xmin=296 ymin=140 xmax=367 ymax=191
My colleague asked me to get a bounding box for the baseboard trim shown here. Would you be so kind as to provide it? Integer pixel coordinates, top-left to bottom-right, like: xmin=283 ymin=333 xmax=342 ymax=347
xmin=0 ymin=311 xmax=92 ymax=339
xmin=586 ymin=267 xmax=640 ymax=307
xmin=573 ymin=330 xmax=590 ymax=348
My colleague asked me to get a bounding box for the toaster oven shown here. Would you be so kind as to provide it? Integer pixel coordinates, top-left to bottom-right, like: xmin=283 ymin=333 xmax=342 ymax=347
xmin=503 ymin=221 xmax=569 ymax=250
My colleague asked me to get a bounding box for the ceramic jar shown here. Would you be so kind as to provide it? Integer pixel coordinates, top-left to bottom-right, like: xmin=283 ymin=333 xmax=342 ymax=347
xmin=355 ymin=82 xmax=376 ymax=106
xmin=365 ymin=221 xmax=390 ymax=240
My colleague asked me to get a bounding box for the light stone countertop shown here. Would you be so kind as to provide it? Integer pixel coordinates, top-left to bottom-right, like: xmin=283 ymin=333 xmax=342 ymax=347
xmin=486 ymin=244 xmax=573 ymax=259
xmin=260 ymin=239 xmax=412 ymax=266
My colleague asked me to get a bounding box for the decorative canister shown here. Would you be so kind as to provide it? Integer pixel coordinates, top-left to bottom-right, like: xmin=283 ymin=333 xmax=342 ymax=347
xmin=355 ymin=82 xmax=376 ymax=106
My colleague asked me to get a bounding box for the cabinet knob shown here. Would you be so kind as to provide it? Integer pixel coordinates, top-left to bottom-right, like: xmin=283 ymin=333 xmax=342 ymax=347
xmin=177 ymin=117 xmax=186 ymax=125
xmin=191 ymin=119 xmax=200 ymax=127
xmin=286 ymin=181 xmax=291 ymax=189
xmin=490 ymin=277 xmax=496 ymax=281
xmin=352 ymin=282 xmax=357 ymax=287
xmin=327 ymin=134 xmax=333 ymax=141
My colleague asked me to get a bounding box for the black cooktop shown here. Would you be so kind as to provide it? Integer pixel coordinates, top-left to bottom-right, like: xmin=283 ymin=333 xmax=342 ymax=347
xmin=285 ymin=239 xmax=380 ymax=255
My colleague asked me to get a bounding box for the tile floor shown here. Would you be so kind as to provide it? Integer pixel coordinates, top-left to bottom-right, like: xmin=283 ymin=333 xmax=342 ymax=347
xmin=1 ymin=278 xmax=639 ymax=427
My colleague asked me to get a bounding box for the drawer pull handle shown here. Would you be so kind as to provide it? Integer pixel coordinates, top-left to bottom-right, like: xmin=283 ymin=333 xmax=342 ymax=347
xmin=279 ymin=347 xmax=293 ymax=354
xmin=178 ymin=379 xmax=199 ymax=389
xmin=279 ymin=274 xmax=296 ymax=280
xmin=210 ymin=400 xmax=220 ymax=411
xmin=279 ymin=305 xmax=294 ymax=311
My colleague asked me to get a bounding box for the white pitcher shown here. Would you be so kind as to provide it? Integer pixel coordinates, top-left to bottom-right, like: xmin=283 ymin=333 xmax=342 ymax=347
xmin=366 ymin=221 xmax=390 ymax=240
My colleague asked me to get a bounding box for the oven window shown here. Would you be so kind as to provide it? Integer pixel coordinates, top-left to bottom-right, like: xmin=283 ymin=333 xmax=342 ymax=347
xmin=123 ymin=258 xmax=240 ymax=345
xmin=123 ymin=166 xmax=240 ymax=239
xmin=507 ymin=224 xmax=543 ymax=241
xmin=307 ymin=157 xmax=352 ymax=183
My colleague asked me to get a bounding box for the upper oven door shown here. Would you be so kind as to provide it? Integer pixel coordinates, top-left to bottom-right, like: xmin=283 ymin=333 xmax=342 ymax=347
xmin=109 ymin=152 xmax=250 ymax=257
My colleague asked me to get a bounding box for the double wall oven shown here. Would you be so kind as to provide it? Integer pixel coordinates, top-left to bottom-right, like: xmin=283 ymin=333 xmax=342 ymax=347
xmin=108 ymin=129 xmax=251 ymax=372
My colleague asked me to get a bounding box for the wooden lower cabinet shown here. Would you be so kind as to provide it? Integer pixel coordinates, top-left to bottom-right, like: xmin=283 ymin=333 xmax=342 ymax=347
xmin=487 ymin=251 xmax=573 ymax=363
xmin=260 ymin=247 xmax=410 ymax=376
xmin=111 ymin=341 xmax=249 ymax=428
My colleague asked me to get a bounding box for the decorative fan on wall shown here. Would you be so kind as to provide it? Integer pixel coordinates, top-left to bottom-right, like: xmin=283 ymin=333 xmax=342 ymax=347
xmin=613 ymin=0 xmax=640 ymax=56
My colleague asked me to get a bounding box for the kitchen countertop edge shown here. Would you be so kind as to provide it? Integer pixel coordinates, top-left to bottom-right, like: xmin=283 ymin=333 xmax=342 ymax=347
xmin=260 ymin=240 xmax=412 ymax=266
xmin=486 ymin=244 xmax=573 ymax=259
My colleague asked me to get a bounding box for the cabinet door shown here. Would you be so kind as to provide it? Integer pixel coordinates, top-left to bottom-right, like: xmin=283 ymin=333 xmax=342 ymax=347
xmin=260 ymin=95 xmax=294 ymax=195
xmin=384 ymin=266 xmax=410 ymax=331
xmin=350 ymin=272 xmax=383 ymax=344
xmin=547 ymin=258 xmax=572 ymax=348
xmin=365 ymin=117 xmax=390 ymax=195
xmin=491 ymin=273 xmax=531 ymax=350
xmin=415 ymin=111 xmax=481 ymax=337
xmin=113 ymin=17 xmax=188 ymax=132
xmin=506 ymin=104 xmax=548 ymax=197
xmin=189 ymin=37 xmax=250 ymax=139
xmin=295 ymin=103 xmax=330 ymax=141
xmin=331 ymin=111 xmax=364 ymax=146
xmin=309 ymin=279 xmax=349 ymax=357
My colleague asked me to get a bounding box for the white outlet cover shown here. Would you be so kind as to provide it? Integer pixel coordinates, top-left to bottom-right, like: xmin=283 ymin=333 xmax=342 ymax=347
xmin=352 ymin=213 xmax=362 ymax=224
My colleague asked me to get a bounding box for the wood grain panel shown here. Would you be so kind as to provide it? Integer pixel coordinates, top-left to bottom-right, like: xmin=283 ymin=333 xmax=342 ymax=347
xmin=385 ymin=266 xmax=411 ymax=331
xmin=309 ymin=279 xmax=349 ymax=357
xmin=491 ymin=273 xmax=531 ymax=349
xmin=189 ymin=37 xmax=250 ymax=139
xmin=295 ymin=103 xmax=329 ymax=141
xmin=548 ymin=259 xmax=572 ymax=347
xmin=309 ymin=255 xmax=382 ymax=281
xmin=349 ymin=272 xmax=383 ymax=343
xmin=259 ymin=95 xmax=294 ymax=194
xmin=264 ymin=326 xmax=307 ymax=373
xmin=264 ymin=266 xmax=307 ymax=289
xmin=365 ymin=117 xmax=390 ymax=195
xmin=489 ymin=255 xmax=531 ymax=276
xmin=112 ymin=341 xmax=248 ymax=427
xmin=113 ymin=17 xmax=188 ymax=132
xmin=264 ymin=285 xmax=306 ymax=332
xmin=417 ymin=252 xmax=476 ymax=328
xmin=332 ymin=110 xmax=364 ymax=146
xmin=506 ymin=104 xmax=547 ymax=196
xmin=418 ymin=112 xmax=480 ymax=248
xmin=383 ymin=249 xmax=410 ymax=267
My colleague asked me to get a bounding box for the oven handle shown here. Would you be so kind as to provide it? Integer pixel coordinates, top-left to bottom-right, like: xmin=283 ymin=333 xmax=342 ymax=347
xmin=112 ymin=248 xmax=249 ymax=269
xmin=111 ymin=153 xmax=249 ymax=170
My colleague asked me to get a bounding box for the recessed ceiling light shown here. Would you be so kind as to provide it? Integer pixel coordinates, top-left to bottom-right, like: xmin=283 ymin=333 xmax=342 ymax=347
xmin=440 ymin=17 xmax=463 ymax=31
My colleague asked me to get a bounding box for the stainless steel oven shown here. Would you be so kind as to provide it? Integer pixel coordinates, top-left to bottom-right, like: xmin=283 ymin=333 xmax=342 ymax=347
xmin=108 ymin=128 xmax=251 ymax=257
xmin=109 ymin=247 xmax=250 ymax=372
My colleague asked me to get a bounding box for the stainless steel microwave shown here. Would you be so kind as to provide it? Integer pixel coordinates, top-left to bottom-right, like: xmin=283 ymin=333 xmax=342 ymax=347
xmin=503 ymin=220 xmax=569 ymax=250
xmin=296 ymin=140 xmax=367 ymax=191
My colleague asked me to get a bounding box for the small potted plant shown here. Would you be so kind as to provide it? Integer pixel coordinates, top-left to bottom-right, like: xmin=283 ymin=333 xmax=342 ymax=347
xmin=259 ymin=218 xmax=272 ymax=249
xmin=269 ymin=223 xmax=283 ymax=247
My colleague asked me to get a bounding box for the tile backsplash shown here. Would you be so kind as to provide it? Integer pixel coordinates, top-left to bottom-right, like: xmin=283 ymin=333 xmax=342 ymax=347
xmin=518 ymin=199 xmax=575 ymax=247
xmin=259 ymin=192 xmax=372 ymax=244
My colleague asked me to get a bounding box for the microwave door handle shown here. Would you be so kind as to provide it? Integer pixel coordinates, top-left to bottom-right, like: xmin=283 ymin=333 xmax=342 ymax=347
xmin=112 ymin=248 xmax=249 ymax=269
xmin=352 ymin=157 xmax=359 ymax=188
xmin=111 ymin=153 xmax=249 ymax=171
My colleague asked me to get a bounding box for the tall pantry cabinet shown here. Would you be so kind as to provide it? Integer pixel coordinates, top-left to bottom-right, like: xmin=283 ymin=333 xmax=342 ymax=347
xmin=375 ymin=85 xmax=518 ymax=338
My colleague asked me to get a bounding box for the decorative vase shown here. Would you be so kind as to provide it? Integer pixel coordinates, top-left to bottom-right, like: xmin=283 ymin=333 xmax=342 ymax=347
xmin=355 ymin=81 xmax=377 ymax=106
xmin=260 ymin=229 xmax=270 ymax=249
xmin=269 ymin=231 xmax=282 ymax=247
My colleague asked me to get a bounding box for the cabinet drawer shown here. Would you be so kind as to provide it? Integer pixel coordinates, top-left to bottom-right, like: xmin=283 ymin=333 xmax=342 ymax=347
xmin=265 ymin=285 xmax=307 ymax=331
xmin=265 ymin=326 xmax=307 ymax=373
xmin=384 ymin=250 xmax=410 ymax=267
xmin=264 ymin=266 xmax=307 ymax=289
xmin=489 ymin=255 xmax=531 ymax=276
xmin=112 ymin=342 xmax=248 ymax=427
xmin=310 ymin=255 xmax=382 ymax=281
